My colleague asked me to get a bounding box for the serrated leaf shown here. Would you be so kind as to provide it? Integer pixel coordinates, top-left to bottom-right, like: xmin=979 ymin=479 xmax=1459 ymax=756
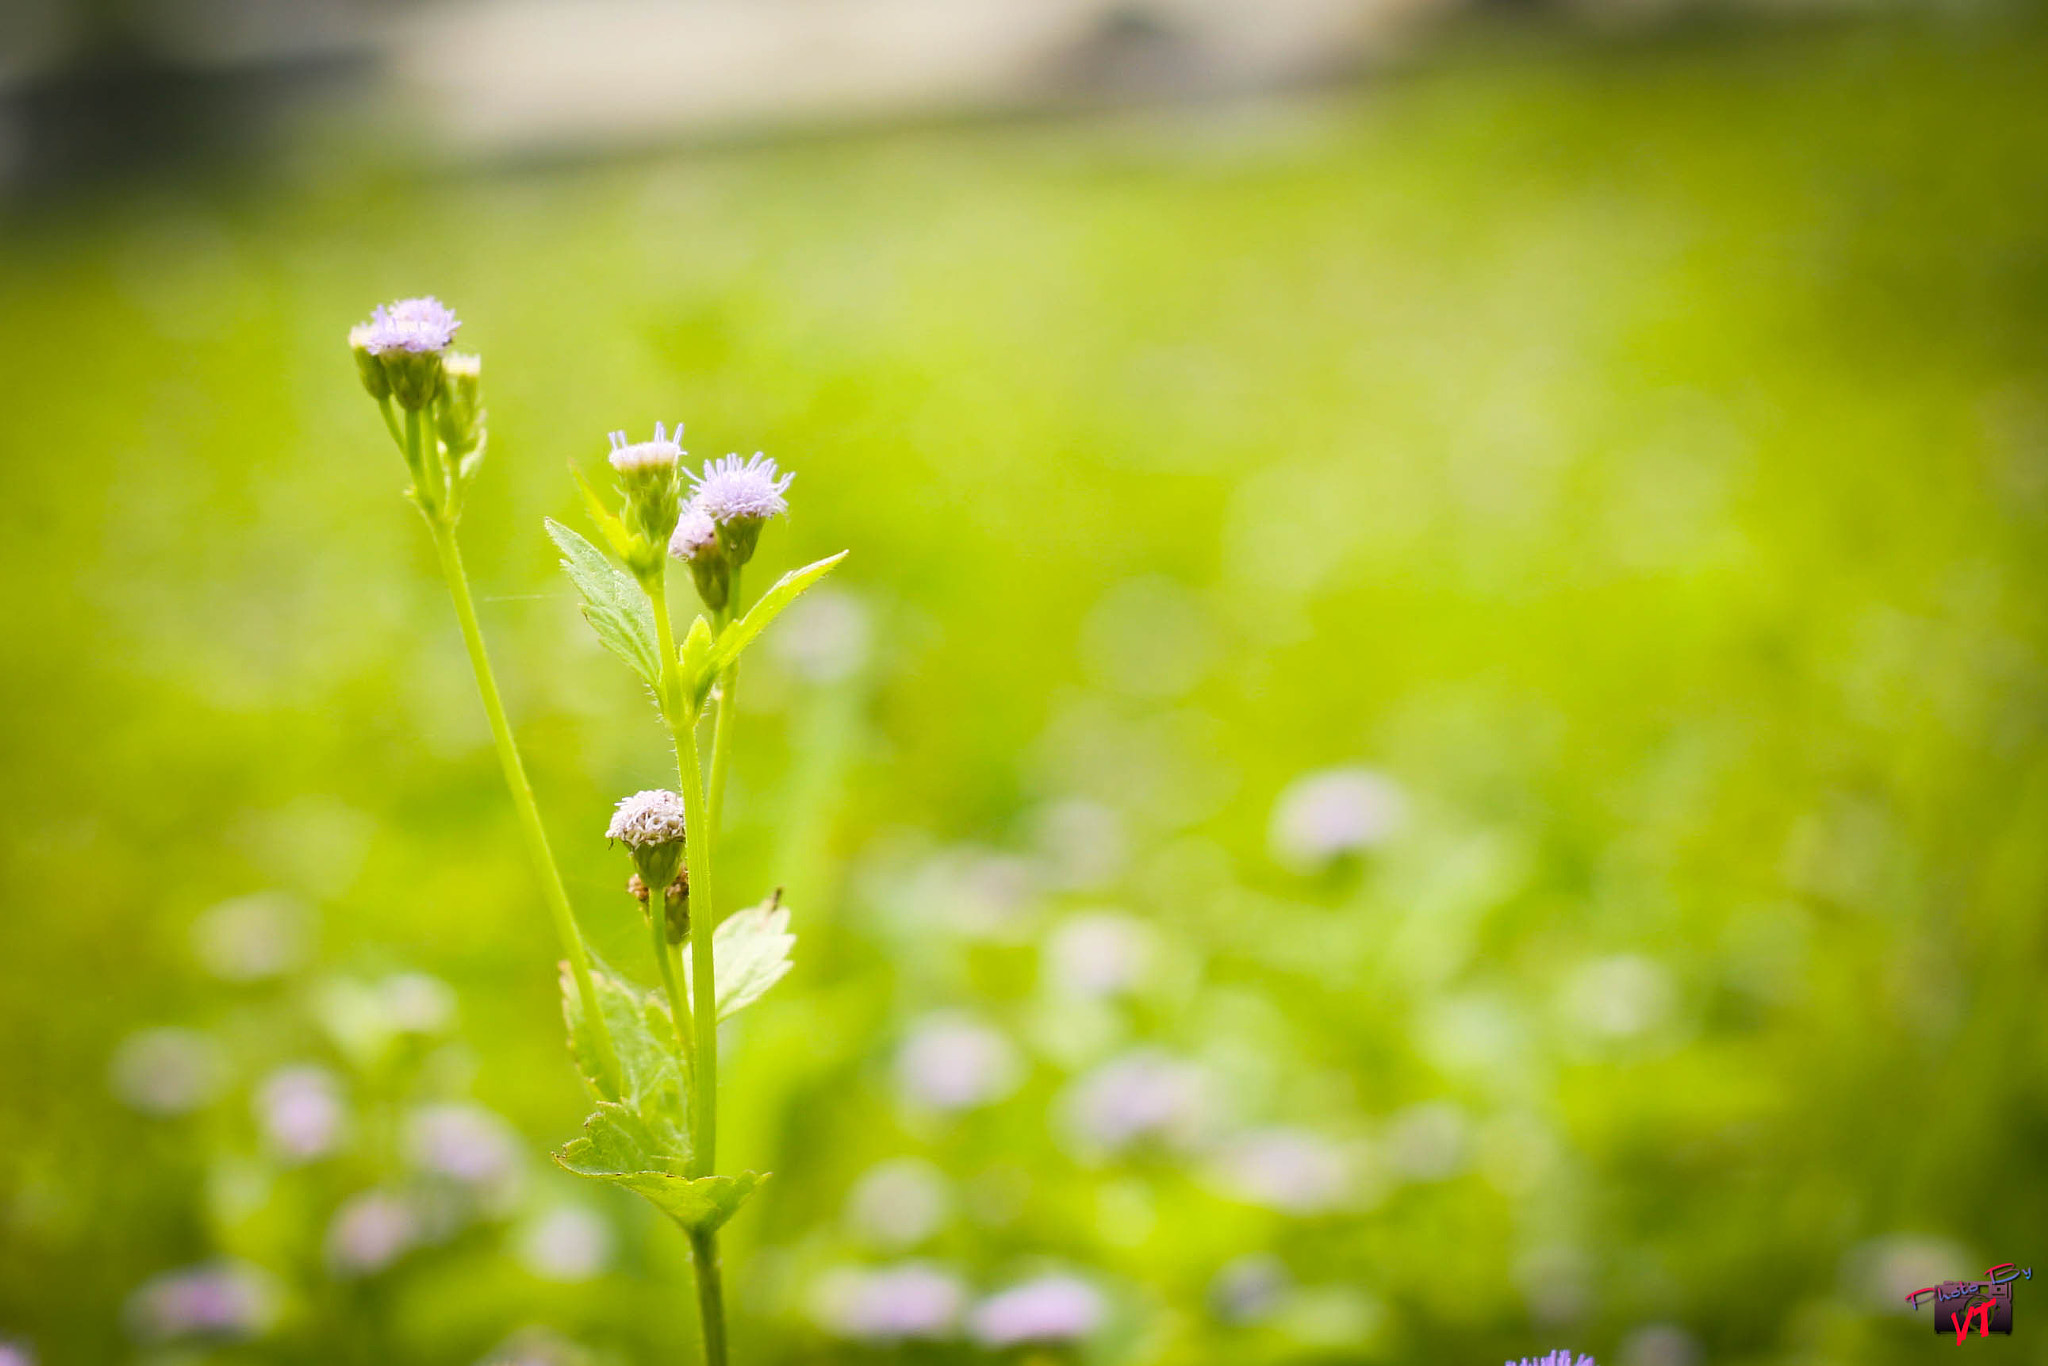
xmin=710 ymin=551 xmax=848 ymax=674
xmin=558 ymin=1167 xmax=769 ymax=1236
xmin=559 ymin=959 xmax=691 ymax=1158
xmin=546 ymin=518 xmax=661 ymax=685
xmin=556 ymin=1101 xmax=689 ymax=1179
xmin=683 ymin=894 xmax=796 ymax=1022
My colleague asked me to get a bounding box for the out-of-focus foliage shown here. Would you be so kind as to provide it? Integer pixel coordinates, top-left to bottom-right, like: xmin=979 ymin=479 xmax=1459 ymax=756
xmin=3 ymin=12 xmax=2047 ymax=1365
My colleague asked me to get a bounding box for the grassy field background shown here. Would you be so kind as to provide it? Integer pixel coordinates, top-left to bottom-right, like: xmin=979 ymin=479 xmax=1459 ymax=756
xmin=4 ymin=11 xmax=2048 ymax=1363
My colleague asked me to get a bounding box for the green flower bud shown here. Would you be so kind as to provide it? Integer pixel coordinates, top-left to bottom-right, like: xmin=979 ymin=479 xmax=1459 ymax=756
xmin=436 ymin=353 xmax=484 ymax=459
xmin=349 ymin=325 xmax=390 ymax=401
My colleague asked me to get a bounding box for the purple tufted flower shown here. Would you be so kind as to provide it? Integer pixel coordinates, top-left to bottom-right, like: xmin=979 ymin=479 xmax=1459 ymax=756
xmin=813 ymin=1263 xmax=966 ymax=1342
xmin=327 ymin=1190 xmax=419 ymax=1276
xmin=670 ymin=503 xmax=718 ymax=561
xmin=356 ymin=296 xmax=460 ymax=355
xmin=125 ymin=1262 xmax=279 ymax=1342
xmin=1509 ymin=1352 xmax=1595 ymax=1366
xmin=968 ymin=1275 xmax=1105 ymax=1348
xmin=689 ymin=453 xmax=792 ymax=566
xmin=255 ymin=1065 xmax=345 ymax=1162
xmin=691 ymin=453 xmax=792 ymax=524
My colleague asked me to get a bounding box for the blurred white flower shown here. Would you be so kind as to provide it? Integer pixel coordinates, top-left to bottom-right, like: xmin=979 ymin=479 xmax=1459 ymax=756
xmin=1043 ymin=912 xmax=1156 ymax=999
xmin=1212 ymin=1128 xmax=1352 ymax=1214
xmin=1029 ymin=798 xmax=1129 ymax=891
xmin=1383 ymin=1101 xmax=1468 ymax=1182
xmin=408 ymin=1104 xmax=523 ymax=1204
xmin=383 ymin=973 xmax=457 ymax=1034
xmin=327 ymin=1190 xmax=418 ymax=1276
xmin=1210 ymin=1253 xmax=1291 ymax=1324
xmin=844 ymin=1158 xmax=952 ymax=1250
xmin=1841 ymin=1234 xmax=1976 ymax=1316
xmin=811 ymin=1262 xmax=966 ymax=1342
xmin=1274 ymin=1284 xmax=1384 ymax=1349
xmin=0 ymin=1340 xmax=32 ymax=1366
xmin=1061 ymin=1049 xmax=1210 ymax=1156
xmin=968 ymin=1274 xmax=1106 ymax=1348
xmin=110 ymin=1029 xmax=225 ymax=1116
xmin=477 ymin=1327 xmax=592 ymax=1366
xmin=1081 ymin=575 xmax=1217 ymax=699
xmin=191 ymin=892 xmax=311 ymax=981
xmin=1268 ymin=767 xmax=1406 ymax=872
xmin=771 ymin=586 xmax=873 ymax=684
xmin=1559 ymin=955 xmax=1672 ymax=1041
xmin=895 ymin=1013 xmax=1021 ymax=1113
xmin=1620 ymin=1323 xmax=1701 ymax=1366
xmin=1515 ymin=1244 xmax=1593 ymax=1325
xmin=125 ymin=1261 xmax=279 ymax=1342
xmin=255 ymin=1065 xmax=345 ymax=1162
xmin=518 ymin=1205 xmax=613 ymax=1282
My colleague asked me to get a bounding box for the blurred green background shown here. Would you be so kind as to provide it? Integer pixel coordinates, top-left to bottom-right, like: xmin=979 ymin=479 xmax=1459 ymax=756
xmin=4 ymin=8 xmax=2048 ymax=1364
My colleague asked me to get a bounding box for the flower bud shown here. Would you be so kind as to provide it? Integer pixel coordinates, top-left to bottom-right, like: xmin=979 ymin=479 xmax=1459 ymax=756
xmin=627 ymin=872 xmax=689 ymax=943
xmin=689 ymin=453 xmax=793 ymax=568
xmin=352 ymin=296 xmax=461 ymax=411
xmin=606 ymin=789 xmax=687 ymax=895
xmin=669 ymin=501 xmax=730 ymax=614
xmin=349 ymin=325 xmax=390 ymax=401
xmin=608 ymin=424 xmax=685 ymax=581
xmin=436 ymin=353 xmax=484 ymax=460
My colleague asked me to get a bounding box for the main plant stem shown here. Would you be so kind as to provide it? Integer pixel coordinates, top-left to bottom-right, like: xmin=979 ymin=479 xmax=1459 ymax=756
xmin=649 ymin=573 xmax=729 ymax=1366
xmin=427 ymin=515 xmax=621 ymax=1097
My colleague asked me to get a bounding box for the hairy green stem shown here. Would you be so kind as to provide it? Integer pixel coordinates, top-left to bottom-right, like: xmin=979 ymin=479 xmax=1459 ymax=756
xmin=648 ymin=571 xmax=729 ymax=1366
xmin=688 ymin=1230 xmax=729 ymax=1366
xmin=426 ymin=517 xmax=622 ymax=1098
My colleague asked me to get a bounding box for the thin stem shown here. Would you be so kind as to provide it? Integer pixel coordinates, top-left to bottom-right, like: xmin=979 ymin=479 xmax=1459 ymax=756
xmin=651 ymin=891 xmax=696 ymax=1073
xmin=688 ymin=1229 xmax=730 ymax=1366
xmin=427 ymin=517 xmax=622 ymax=1098
xmin=377 ymin=396 xmax=405 ymax=451
xmin=705 ymin=568 xmax=743 ymax=838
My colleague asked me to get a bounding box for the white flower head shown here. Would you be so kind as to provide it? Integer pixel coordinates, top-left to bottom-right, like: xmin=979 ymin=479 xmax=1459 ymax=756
xmin=606 ymin=790 xmax=687 ymax=849
xmin=607 ymin=421 xmax=684 ymax=476
xmin=691 ymin=452 xmax=793 ymax=524
xmin=669 ymin=502 xmax=718 ymax=561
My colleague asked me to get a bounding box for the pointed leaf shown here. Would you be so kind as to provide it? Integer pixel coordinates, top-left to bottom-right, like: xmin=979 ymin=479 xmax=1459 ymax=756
xmin=564 ymin=1168 xmax=770 ymax=1236
xmin=711 ymin=551 xmax=848 ymax=674
xmin=569 ymin=463 xmax=638 ymax=563
xmin=546 ymin=518 xmax=661 ymax=685
xmin=680 ymin=613 xmax=716 ymax=712
xmin=683 ymin=894 xmax=796 ymax=1022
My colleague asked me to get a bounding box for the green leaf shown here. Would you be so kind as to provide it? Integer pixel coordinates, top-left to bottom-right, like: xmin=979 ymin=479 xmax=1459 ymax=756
xmin=710 ymin=551 xmax=849 ymax=674
xmin=680 ymin=613 xmax=716 ymax=712
xmin=569 ymin=463 xmax=637 ymax=563
xmin=683 ymin=892 xmax=796 ymax=1022
xmin=556 ymin=1166 xmax=770 ymax=1236
xmin=546 ymin=518 xmax=661 ymax=685
xmin=559 ymin=959 xmax=690 ymax=1155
